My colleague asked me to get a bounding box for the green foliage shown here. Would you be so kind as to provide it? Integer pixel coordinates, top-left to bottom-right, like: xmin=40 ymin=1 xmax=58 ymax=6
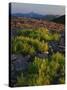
xmin=16 ymin=28 xmax=60 ymax=41
xmin=11 ymin=36 xmax=49 ymax=55
xmin=39 ymin=41 xmax=49 ymax=52
xmin=16 ymin=52 xmax=65 ymax=86
xmin=49 ymin=52 xmax=65 ymax=83
xmin=12 ymin=28 xmax=61 ymax=55
xmin=11 ymin=27 xmax=64 ymax=86
xmin=59 ymin=77 xmax=65 ymax=84
xmin=52 ymin=33 xmax=61 ymax=41
xmin=17 ymin=73 xmax=27 ymax=86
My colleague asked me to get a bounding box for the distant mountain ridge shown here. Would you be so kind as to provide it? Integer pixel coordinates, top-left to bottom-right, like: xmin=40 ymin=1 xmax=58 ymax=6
xmin=12 ymin=12 xmax=60 ymax=21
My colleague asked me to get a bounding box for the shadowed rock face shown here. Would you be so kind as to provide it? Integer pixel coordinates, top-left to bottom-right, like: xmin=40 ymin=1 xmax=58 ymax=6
xmin=48 ymin=31 xmax=65 ymax=53
xmin=35 ymin=52 xmax=49 ymax=58
xmin=11 ymin=54 xmax=31 ymax=72
xmin=11 ymin=54 xmax=31 ymax=86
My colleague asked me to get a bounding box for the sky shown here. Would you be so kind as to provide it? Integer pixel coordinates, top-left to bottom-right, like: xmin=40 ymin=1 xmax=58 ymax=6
xmin=11 ymin=3 xmax=65 ymax=15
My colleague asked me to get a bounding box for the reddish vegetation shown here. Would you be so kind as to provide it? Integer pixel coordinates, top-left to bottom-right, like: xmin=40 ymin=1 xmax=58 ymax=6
xmin=11 ymin=17 xmax=64 ymax=32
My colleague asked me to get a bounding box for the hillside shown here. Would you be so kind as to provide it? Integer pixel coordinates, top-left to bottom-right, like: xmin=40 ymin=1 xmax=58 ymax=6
xmin=12 ymin=12 xmax=59 ymax=21
xmin=11 ymin=16 xmax=64 ymax=32
xmin=52 ymin=15 xmax=65 ymax=24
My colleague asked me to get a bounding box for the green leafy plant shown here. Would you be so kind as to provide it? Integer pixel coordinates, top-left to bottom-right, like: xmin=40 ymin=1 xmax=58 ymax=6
xmin=16 ymin=52 xmax=65 ymax=86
